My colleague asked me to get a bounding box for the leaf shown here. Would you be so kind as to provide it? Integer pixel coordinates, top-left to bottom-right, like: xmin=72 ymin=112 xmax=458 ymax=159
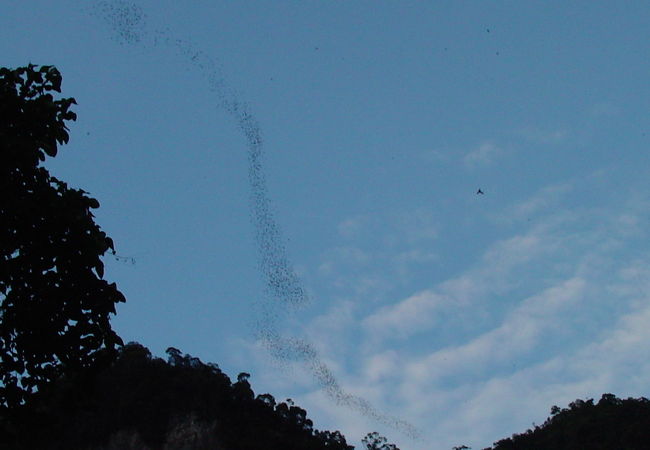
xmin=95 ymin=260 xmax=104 ymax=279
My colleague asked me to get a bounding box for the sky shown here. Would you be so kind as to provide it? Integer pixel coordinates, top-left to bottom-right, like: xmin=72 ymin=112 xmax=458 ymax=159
xmin=3 ymin=1 xmax=650 ymax=448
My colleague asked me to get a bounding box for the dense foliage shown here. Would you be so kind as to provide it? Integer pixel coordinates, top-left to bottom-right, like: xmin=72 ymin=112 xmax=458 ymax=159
xmin=486 ymin=394 xmax=650 ymax=450
xmin=361 ymin=431 xmax=400 ymax=450
xmin=0 ymin=64 xmax=124 ymax=409
xmin=1 ymin=342 xmax=353 ymax=450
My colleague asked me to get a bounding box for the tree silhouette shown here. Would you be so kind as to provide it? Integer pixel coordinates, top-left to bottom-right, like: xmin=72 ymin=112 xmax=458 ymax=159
xmin=487 ymin=394 xmax=650 ymax=449
xmin=2 ymin=342 xmax=355 ymax=449
xmin=362 ymin=431 xmax=400 ymax=450
xmin=0 ymin=64 xmax=125 ymax=410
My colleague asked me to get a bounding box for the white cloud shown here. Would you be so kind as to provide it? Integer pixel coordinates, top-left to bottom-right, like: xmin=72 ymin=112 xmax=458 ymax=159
xmin=442 ymin=292 xmax=650 ymax=447
xmin=363 ymin=350 xmax=400 ymax=383
xmin=402 ymin=277 xmax=587 ymax=385
xmin=351 ymin=265 xmax=650 ymax=448
xmin=394 ymin=249 xmax=438 ymax=266
xmin=361 ymin=221 xmax=560 ymax=343
xmin=590 ymin=102 xmax=620 ymax=117
xmin=517 ymin=127 xmax=568 ymax=144
xmin=318 ymin=246 xmax=370 ymax=275
xmin=481 ymin=232 xmax=549 ymax=272
xmin=496 ymin=183 xmax=573 ymax=223
xmin=314 ymin=208 xmax=443 ymax=300
xmin=338 ymin=215 xmax=366 ymax=239
xmin=384 ymin=254 xmax=650 ymax=447
xmin=421 ymin=148 xmax=451 ymax=164
xmin=303 ymin=300 xmax=356 ymax=358
xmin=463 ymin=142 xmax=503 ymax=168
xmin=362 ymin=290 xmax=451 ymax=339
xmin=397 ymin=208 xmax=439 ymax=244
xmin=278 ymin=181 xmax=650 ymax=449
xmin=240 ymin=256 xmax=650 ymax=449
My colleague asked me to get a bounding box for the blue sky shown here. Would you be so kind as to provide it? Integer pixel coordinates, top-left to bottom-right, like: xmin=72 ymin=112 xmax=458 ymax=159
xmin=4 ymin=1 xmax=650 ymax=448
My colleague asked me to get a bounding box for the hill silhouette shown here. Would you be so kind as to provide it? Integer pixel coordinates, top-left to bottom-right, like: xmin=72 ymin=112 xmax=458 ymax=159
xmin=485 ymin=393 xmax=650 ymax=450
xmin=1 ymin=342 xmax=353 ymax=450
xmin=5 ymin=342 xmax=650 ymax=450
xmin=4 ymin=344 xmax=650 ymax=449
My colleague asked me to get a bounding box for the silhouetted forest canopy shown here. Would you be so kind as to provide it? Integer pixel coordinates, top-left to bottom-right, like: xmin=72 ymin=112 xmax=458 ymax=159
xmin=2 ymin=341 xmax=356 ymax=449
xmin=3 ymin=63 xmax=650 ymax=450
xmin=485 ymin=393 xmax=650 ymax=450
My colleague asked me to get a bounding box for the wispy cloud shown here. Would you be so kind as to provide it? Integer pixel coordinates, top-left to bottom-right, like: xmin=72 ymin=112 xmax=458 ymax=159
xmin=361 ymin=220 xmax=560 ymax=343
xmin=590 ymin=102 xmax=620 ymax=117
xmin=517 ymin=127 xmax=568 ymax=144
xmin=362 ymin=290 xmax=451 ymax=340
xmin=318 ymin=246 xmax=370 ymax=275
xmin=315 ymin=208 xmax=442 ymax=298
xmin=495 ymin=182 xmax=573 ymax=223
xmin=463 ymin=142 xmax=503 ymax=168
xmin=258 ymin=178 xmax=650 ymax=448
xmin=236 ymin=254 xmax=650 ymax=449
xmin=354 ymin=255 xmax=650 ymax=448
xmin=402 ymin=277 xmax=587 ymax=385
xmin=391 ymin=250 xmax=439 ymax=286
xmin=396 ymin=208 xmax=439 ymax=244
xmin=337 ymin=215 xmax=367 ymax=239
xmin=423 ymin=285 xmax=650 ymax=448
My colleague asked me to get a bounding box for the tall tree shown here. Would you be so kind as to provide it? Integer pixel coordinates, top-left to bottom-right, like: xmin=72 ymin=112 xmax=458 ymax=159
xmin=362 ymin=431 xmax=400 ymax=450
xmin=0 ymin=64 xmax=125 ymax=409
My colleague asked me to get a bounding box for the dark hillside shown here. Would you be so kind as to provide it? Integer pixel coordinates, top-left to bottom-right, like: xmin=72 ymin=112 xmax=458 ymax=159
xmin=1 ymin=342 xmax=352 ymax=450
xmin=486 ymin=394 xmax=650 ymax=450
